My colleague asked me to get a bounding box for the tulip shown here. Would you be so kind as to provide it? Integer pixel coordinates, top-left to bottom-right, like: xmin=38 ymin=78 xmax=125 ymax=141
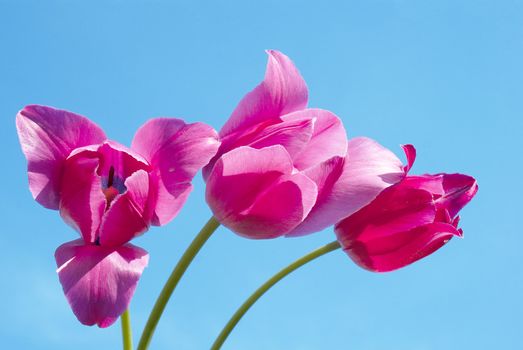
xmin=335 ymin=147 xmax=478 ymax=272
xmin=204 ymin=50 xmax=408 ymax=239
xmin=16 ymin=105 xmax=219 ymax=327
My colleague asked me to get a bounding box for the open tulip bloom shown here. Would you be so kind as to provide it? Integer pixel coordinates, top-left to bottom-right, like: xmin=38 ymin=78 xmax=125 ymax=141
xmin=16 ymin=105 xmax=219 ymax=327
xmin=204 ymin=50 xmax=409 ymax=239
xmin=15 ymin=50 xmax=478 ymax=350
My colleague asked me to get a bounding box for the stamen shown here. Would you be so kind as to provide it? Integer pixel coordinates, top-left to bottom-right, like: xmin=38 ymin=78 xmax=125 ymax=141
xmin=107 ymin=166 xmax=115 ymax=188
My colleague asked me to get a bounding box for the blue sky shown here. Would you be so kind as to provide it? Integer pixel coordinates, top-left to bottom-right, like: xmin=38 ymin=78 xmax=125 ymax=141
xmin=1 ymin=1 xmax=521 ymax=349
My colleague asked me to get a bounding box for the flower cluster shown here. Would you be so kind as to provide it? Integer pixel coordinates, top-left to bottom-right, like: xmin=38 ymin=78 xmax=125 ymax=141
xmin=16 ymin=50 xmax=477 ymax=329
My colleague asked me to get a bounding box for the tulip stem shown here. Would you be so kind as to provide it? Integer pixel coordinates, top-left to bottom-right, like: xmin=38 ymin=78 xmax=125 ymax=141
xmin=210 ymin=240 xmax=341 ymax=350
xmin=120 ymin=308 xmax=133 ymax=350
xmin=137 ymin=216 xmax=220 ymax=350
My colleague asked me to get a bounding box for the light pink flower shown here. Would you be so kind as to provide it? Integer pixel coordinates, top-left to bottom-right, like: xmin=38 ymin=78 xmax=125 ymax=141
xmin=204 ymin=50 xmax=407 ymax=239
xmin=16 ymin=105 xmax=220 ymax=327
xmin=335 ymin=147 xmax=478 ymax=272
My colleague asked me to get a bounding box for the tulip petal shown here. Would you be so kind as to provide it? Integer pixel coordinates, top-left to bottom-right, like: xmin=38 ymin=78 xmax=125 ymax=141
xmin=287 ymin=137 xmax=405 ymax=237
xmin=246 ymin=115 xmax=314 ymax=159
xmin=55 ymin=240 xmax=149 ymax=328
xmin=59 ymin=149 xmax=106 ymax=244
xmin=97 ymin=141 xmax=151 ymax=186
xmin=402 ymin=144 xmax=416 ymax=173
xmin=234 ymin=172 xmax=317 ymax=239
xmin=438 ymin=174 xmax=478 ymax=217
xmin=335 ymin=186 xmax=436 ymax=245
xmin=16 ymin=105 xmax=106 ymax=209
xmin=283 ymin=109 xmax=347 ymax=170
xmin=403 ymin=173 xmax=478 ymax=217
xmin=220 ymin=50 xmax=308 ymax=138
xmin=131 ymin=118 xmax=220 ymax=226
xmin=206 ymin=146 xmax=317 ymax=238
xmin=341 ymin=222 xmax=461 ymax=272
xmin=99 ymin=170 xmax=150 ymax=247
xmin=203 ymin=112 xmax=315 ymax=181
xmin=206 ymin=146 xmax=293 ymax=219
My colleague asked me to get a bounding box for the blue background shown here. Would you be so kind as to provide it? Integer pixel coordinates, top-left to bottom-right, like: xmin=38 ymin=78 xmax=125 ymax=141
xmin=1 ymin=1 xmax=521 ymax=349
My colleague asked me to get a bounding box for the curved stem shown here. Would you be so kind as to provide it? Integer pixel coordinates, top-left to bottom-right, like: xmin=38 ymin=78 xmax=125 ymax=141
xmin=211 ymin=240 xmax=341 ymax=350
xmin=137 ymin=216 xmax=220 ymax=350
xmin=120 ymin=308 xmax=133 ymax=350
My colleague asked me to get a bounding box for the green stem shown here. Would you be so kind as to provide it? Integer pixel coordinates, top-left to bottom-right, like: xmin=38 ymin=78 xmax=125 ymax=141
xmin=120 ymin=308 xmax=133 ymax=350
xmin=137 ymin=216 xmax=221 ymax=350
xmin=210 ymin=240 xmax=341 ymax=350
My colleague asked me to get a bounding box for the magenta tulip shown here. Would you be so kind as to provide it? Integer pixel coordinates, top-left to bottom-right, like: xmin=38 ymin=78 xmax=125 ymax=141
xmin=335 ymin=147 xmax=478 ymax=272
xmin=204 ymin=50 xmax=408 ymax=239
xmin=16 ymin=105 xmax=220 ymax=327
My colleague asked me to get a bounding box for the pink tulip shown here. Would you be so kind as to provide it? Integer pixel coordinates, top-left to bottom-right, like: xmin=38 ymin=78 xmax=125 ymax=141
xmin=16 ymin=105 xmax=220 ymax=327
xmin=204 ymin=50 xmax=408 ymax=239
xmin=335 ymin=147 xmax=478 ymax=272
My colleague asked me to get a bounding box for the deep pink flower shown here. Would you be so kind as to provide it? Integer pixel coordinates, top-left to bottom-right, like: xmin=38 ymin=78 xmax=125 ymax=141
xmin=204 ymin=50 xmax=408 ymax=239
xmin=16 ymin=105 xmax=220 ymax=327
xmin=335 ymin=147 xmax=478 ymax=272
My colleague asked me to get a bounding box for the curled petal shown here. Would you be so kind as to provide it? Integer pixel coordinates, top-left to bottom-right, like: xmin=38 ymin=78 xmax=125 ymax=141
xmin=55 ymin=240 xmax=149 ymax=328
xmin=284 ymin=109 xmax=347 ymax=171
xmin=220 ymin=50 xmax=308 ymax=138
xmin=206 ymin=146 xmax=317 ymax=238
xmin=131 ymin=118 xmax=220 ymax=225
xmin=59 ymin=149 xmax=106 ymax=244
xmin=97 ymin=141 xmax=150 ymax=185
xmin=99 ymin=170 xmax=150 ymax=247
xmin=402 ymin=144 xmax=416 ymax=173
xmin=246 ymin=116 xmax=314 ymax=159
xmin=206 ymin=146 xmax=293 ymax=220
xmin=285 ymin=156 xmax=344 ymax=237
xmin=436 ymin=174 xmax=478 ymax=217
xmin=234 ymin=173 xmax=317 ymax=239
xmin=339 ymin=222 xmax=461 ymax=272
xmin=402 ymin=173 xmax=478 ymax=217
xmin=287 ymin=137 xmax=405 ymax=237
xmin=16 ymin=105 xmax=106 ymax=209
xmin=204 ymin=113 xmax=314 ymax=180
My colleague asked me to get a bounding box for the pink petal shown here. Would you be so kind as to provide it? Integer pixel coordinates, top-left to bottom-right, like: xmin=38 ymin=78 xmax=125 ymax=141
xmin=59 ymin=142 xmax=150 ymax=244
xmin=206 ymin=146 xmax=293 ymax=219
xmin=206 ymin=146 xmax=317 ymax=238
xmin=340 ymin=222 xmax=461 ymax=273
xmin=284 ymin=109 xmax=347 ymax=171
xmin=59 ymin=149 xmax=106 ymax=244
xmin=233 ymin=172 xmax=317 ymax=239
xmin=55 ymin=240 xmax=149 ymax=328
xmin=287 ymin=137 xmax=405 ymax=237
xmin=403 ymin=173 xmax=478 ymax=217
xmin=219 ymin=50 xmax=308 ymax=138
xmin=131 ymin=118 xmax=220 ymax=226
xmin=203 ymin=112 xmax=314 ymax=180
xmin=16 ymin=105 xmax=106 ymax=209
xmin=285 ymin=156 xmax=345 ymax=237
xmin=244 ymin=115 xmax=314 ymax=159
xmin=97 ymin=141 xmax=151 ymax=183
xmin=98 ymin=170 xmax=151 ymax=247
xmin=402 ymin=144 xmax=416 ymax=173
xmin=335 ymin=186 xmax=436 ymax=245
xmin=438 ymin=174 xmax=478 ymax=217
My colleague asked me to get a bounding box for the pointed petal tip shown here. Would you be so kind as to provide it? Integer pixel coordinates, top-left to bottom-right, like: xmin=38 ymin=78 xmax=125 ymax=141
xmin=220 ymin=50 xmax=308 ymax=138
xmin=401 ymin=144 xmax=416 ymax=173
